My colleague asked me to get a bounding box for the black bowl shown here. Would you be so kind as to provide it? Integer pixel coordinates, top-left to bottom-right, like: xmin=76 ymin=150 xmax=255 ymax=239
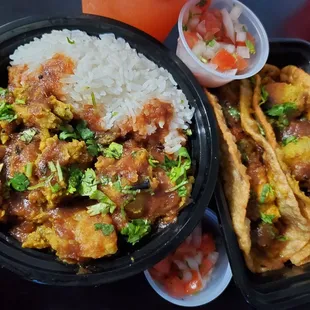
xmin=0 ymin=15 xmax=218 ymax=286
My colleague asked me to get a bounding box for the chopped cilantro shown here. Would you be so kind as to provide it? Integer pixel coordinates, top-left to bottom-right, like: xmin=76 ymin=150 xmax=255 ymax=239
xmin=76 ymin=120 xmax=94 ymax=140
xmin=67 ymin=166 xmax=83 ymax=194
xmin=228 ymin=107 xmax=240 ymax=121
xmin=86 ymin=139 xmax=99 ymax=156
xmin=0 ymin=102 xmax=17 ymax=122
xmin=276 ymin=235 xmax=288 ymax=242
xmin=260 ymin=86 xmax=269 ymax=105
xmin=91 ymin=92 xmax=96 ymax=107
xmin=282 ymin=136 xmax=298 ymax=146
xmin=257 ymin=123 xmax=266 ymax=136
xmin=15 ymin=98 xmax=26 ymax=105
xmin=148 ymin=156 xmax=159 ymax=168
xmin=0 ymin=88 xmax=7 ymax=97
xmin=103 ymin=142 xmax=123 ymax=159
xmin=94 ymin=223 xmax=115 ymax=236
xmin=245 ymin=39 xmax=256 ymax=54
xmin=87 ymin=190 xmax=116 ymax=215
xmin=59 ymin=125 xmax=78 ymax=141
xmin=259 ymin=183 xmax=274 ymax=204
xmin=206 ymin=38 xmax=216 ymax=47
xmin=66 ymin=37 xmax=75 ymax=44
xmin=266 ymin=102 xmax=297 ymax=117
xmin=260 ymin=213 xmax=275 ymax=224
xmin=51 ymin=183 xmax=61 ymax=193
xmin=121 ymin=219 xmax=151 ymax=245
xmin=112 ymin=111 xmax=118 ymax=117
xmin=56 ymin=161 xmax=63 ymax=182
xmin=79 ymin=168 xmax=97 ymax=196
xmin=185 ymin=129 xmax=192 ymax=136
xmin=20 ymin=128 xmax=37 ymax=144
xmin=100 ymin=175 xmax=111 ymax=186
xmin=8 ymin=173 xmax=30 ymax=192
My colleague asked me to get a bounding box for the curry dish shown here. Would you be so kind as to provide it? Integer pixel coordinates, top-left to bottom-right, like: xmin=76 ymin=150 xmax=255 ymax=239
xmin=0 ymin=55 xmax=193 ymax=264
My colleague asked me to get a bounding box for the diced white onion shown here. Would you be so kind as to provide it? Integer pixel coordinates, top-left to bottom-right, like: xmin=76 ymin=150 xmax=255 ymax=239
xmin=221 ymin=8 xmax=235 ymax=43
xmin=182 ymin=270 xmax=193 ymax=282
xmin=236 ymin=46 xmax=250 ymax=58
xmin=188 ymin=16 xmax=200 ymax=31
xmin=208 ymin=252 xmax=219 ymax=265
xmin=196 ymin=20 xmax=207 ymax=36
xmin=192 ymin=223 xmax=202 ymax=247
xmin=202 ymin=41 xmax=221 ymax=59
xmin=185 ymin=257 xmax=200 ymax=271
xmin=230 ymin=5 xmax=243 ymax=21
xmin=219 ymin=43 xmax=235 ymax=54
xmin=173 ymin=260 xmax=188 ymax=270
xmin=195 ymin=251 xmax=203 ymax=265
xmin=234 ymin=23 xmax=247 ymax=32
xmin=236 ymin=31 xmax=247 ymax=42
xmin=223 ymin=68 xmax=238 ymax=75
xmin=192 ymin=40 xmax=206 ymax=56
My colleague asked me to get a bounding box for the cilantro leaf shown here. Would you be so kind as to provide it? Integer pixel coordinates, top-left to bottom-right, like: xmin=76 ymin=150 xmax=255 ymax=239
xmin=245 ymin=39 xmax=256 ymax=54
xmin=100 ymin=175 xmax=111 ymax=186
xmin=59 ymin=125 xmax=78 ymax=141
xmin=121 ymin=219 xmax=151 ymax=245
xmin=87 ymin=190 xmax=116 ymax=215
xmin=67 ymin=166 xmax=83 ymax=194
xmin=266 ymin=102 xmax=297 ymax=117
xmin=76 ymin=120 xmax=94 ymax=140
xmin=8 ymin=173 xmax=30 ymax=192
xmin=228 ymin=107 xmax=240 ymax=121
xmin=86 ymin=139 xmax=99 ymax=156
xmin=79 ymin=168 xmax=97 ymax=196
xmin=185 ymin=129 xmax=192 ymax=136
xmin=259 ymin=183 xmax=274 ymax=204
xmin=51 ymin=183 xmax=61 ymax=193
xmin=148 ymin=156 xmax=159 ymax=168
xmin=20 ymin=128 xmax=37 ymax=144
xmin=94 ymin=223 xmax=115 ymax=236
xmin=276 ymin=235 xmax=288 ymax=242
xmin=206 ymin=38 xmax=216 ymax=47
xmin=260 ymin=86 xmax=269 ymax=105
xmin=282 ymin=136 xmax=298 ymax=146
xmin=103 ymin=142 xmax=123 ymax=159
xmin=0 ymin=88 xmax=7 ymax=97
xmin=260 ymin=213 xmax=275 ymax=224
xmin=15 ymin=98 xmax=26 ymax=105
xmin=0 ymin=102 xmax=17 ymax=122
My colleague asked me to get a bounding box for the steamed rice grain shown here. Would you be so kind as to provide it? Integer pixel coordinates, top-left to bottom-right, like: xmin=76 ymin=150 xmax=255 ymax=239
xmin=10 ymin=30 xmax=194 ymax=153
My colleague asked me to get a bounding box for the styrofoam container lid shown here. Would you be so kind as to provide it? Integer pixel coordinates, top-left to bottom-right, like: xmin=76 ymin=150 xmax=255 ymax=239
xmin=144 ymin=208 xmax=232 ymax=307
xmin=176 ymin=0 xmax=269 ymax=87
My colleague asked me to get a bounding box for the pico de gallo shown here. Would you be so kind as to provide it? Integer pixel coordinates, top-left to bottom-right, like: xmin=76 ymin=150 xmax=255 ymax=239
xmin=149 ymin=224 xmax=218 ymax=298
xmin=182 ymin=0 xmax=256 ymax=74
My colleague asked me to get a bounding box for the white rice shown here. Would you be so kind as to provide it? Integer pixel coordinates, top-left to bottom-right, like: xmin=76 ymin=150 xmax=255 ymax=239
xmin=10 ymin=30 xmax=194 ymax=154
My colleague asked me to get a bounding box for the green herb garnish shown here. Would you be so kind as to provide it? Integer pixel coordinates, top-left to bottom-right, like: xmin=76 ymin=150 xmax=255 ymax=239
xmin=185 ymin=129 xmax=192 ymax=136
xmin=148 ymin=157 xmax=159 ymax=168
xmin=94 ymin=223 xmax=115 ymax=236
xmin=266 ymin=102 xmax=297 ymax=117
xmin=257 ymin=123 xmax=266 ymax=136
xmin=0 ymin=102 xmax=17 ymax=122
xmin=59 ymin=125 xmax=78 ymax=141
xmin=245 ymin=39 xmax=256 ymax=54
xmin=51 ymin=183 xmax=61 ymax=193
xmin=276 ymin=235 xmax=288 ymax=242
xmin=0 ymin=88 xmax=7 ymax=97
xmin=259 ymin=183 xmax=274 ymax=204
xmin=48 ymin=161 xmax=56 ymax=173
xmin=66 ymin=37 xmax=75 ymax=44
xmin=86 ymin=139 xmax=100 ymax=156
xmin=15 ymin=98 xmax=26 ymax=105
xmin=56 ymin=161 xmax=63 ymax=182
xmin=121 ymin=219 xmax=151 ymax=245
xmin=103 ymin=142 xmax=123 ymax=159
xmin=76 ymin=120 xmax=95 ymax=140
xmin=8 ymin=173 xmax=30 ymax=192
xmin=206 ymin=38 xmax=216 ymax=47
xmin=67 ymin=166 xmax=83 ymax=194
xmin=79 ymin=168 xmax=97 ymax=196
xmin=91 ymin=92 xmax=96 ymax=107
xmin=228 ymin=107 xmax=240 ymax=121
xmin=260 ymin=86 xmax=269 ymax=105
xmin=261 ymin=213 xmax=275 ymax=224
xmin=87 ymin=190 xmax=116 ymax=215
xmin=24 ymin=163 xmax=33 ymax=178
xmin=282 ymin=136 xmax=298 ymax=146
xmin=20 ymin=128 xmax=37 ymax=144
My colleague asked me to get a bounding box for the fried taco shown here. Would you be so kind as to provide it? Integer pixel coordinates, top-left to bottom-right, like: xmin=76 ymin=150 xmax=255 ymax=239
xmin=206 ymin=79 xmax=310 ymax=273
xmin=253 ymin=65 xmax=310 ymax=265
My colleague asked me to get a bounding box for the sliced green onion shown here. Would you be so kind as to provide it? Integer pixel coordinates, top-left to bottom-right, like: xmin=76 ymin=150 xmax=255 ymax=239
xmin=165 ymin=179 xmax=188 ymax=193
xmin=48 ymin=161 xmax=56 ymax=172
xmin=56 ymin=161 xmax=63 ymax=182
xmin=66 ymin=37 xmax=75 ymax=44
xmin=25 ymin=163 xmax=33 ymax=178
xmin=91 ymin=92 xmax=97 ymax=107
xmin=51 ymin=183 xmax=61 ymax=193
xmin=15 ymin=98 xmax=26 ymax=104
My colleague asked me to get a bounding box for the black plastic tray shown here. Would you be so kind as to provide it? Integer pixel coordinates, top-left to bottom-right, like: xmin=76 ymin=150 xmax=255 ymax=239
xmin=215 ymin=39 xmax=310 ymax=309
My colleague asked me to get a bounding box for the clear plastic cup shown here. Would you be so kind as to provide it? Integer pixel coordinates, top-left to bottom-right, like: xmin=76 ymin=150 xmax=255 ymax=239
xmin=176 ymin=0 xmax=269 ymax=88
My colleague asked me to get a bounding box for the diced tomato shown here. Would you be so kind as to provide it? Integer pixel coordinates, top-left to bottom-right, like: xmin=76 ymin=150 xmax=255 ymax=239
xmin=234 ymin=54 xmax=248 ymax=71
xmin=203 ymin=11 xmax=222 ymax=35
xmin=196 ymin=20 xmax=207 ymax=36
xmin=164 ymin=276 xmax=186 ymax=298
xmin=184 ymin=270 xmax=203 ymax=295
xmin=183 ymin=31 xmax=199 ymax=49
xmin=211 ymin=49 xmax=237 ymax=71
xmin=149 ymin=268 xmax=165 ymax=282
xmin=200 ymin=233 xmax=216 ymax=256
xmin=153 ymin=256 xmax=172 ymax=275
xmin=173 ymin=242 xmax=197 ymax=260
xmin=200 ymin=257 xmax=213 ymax=277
